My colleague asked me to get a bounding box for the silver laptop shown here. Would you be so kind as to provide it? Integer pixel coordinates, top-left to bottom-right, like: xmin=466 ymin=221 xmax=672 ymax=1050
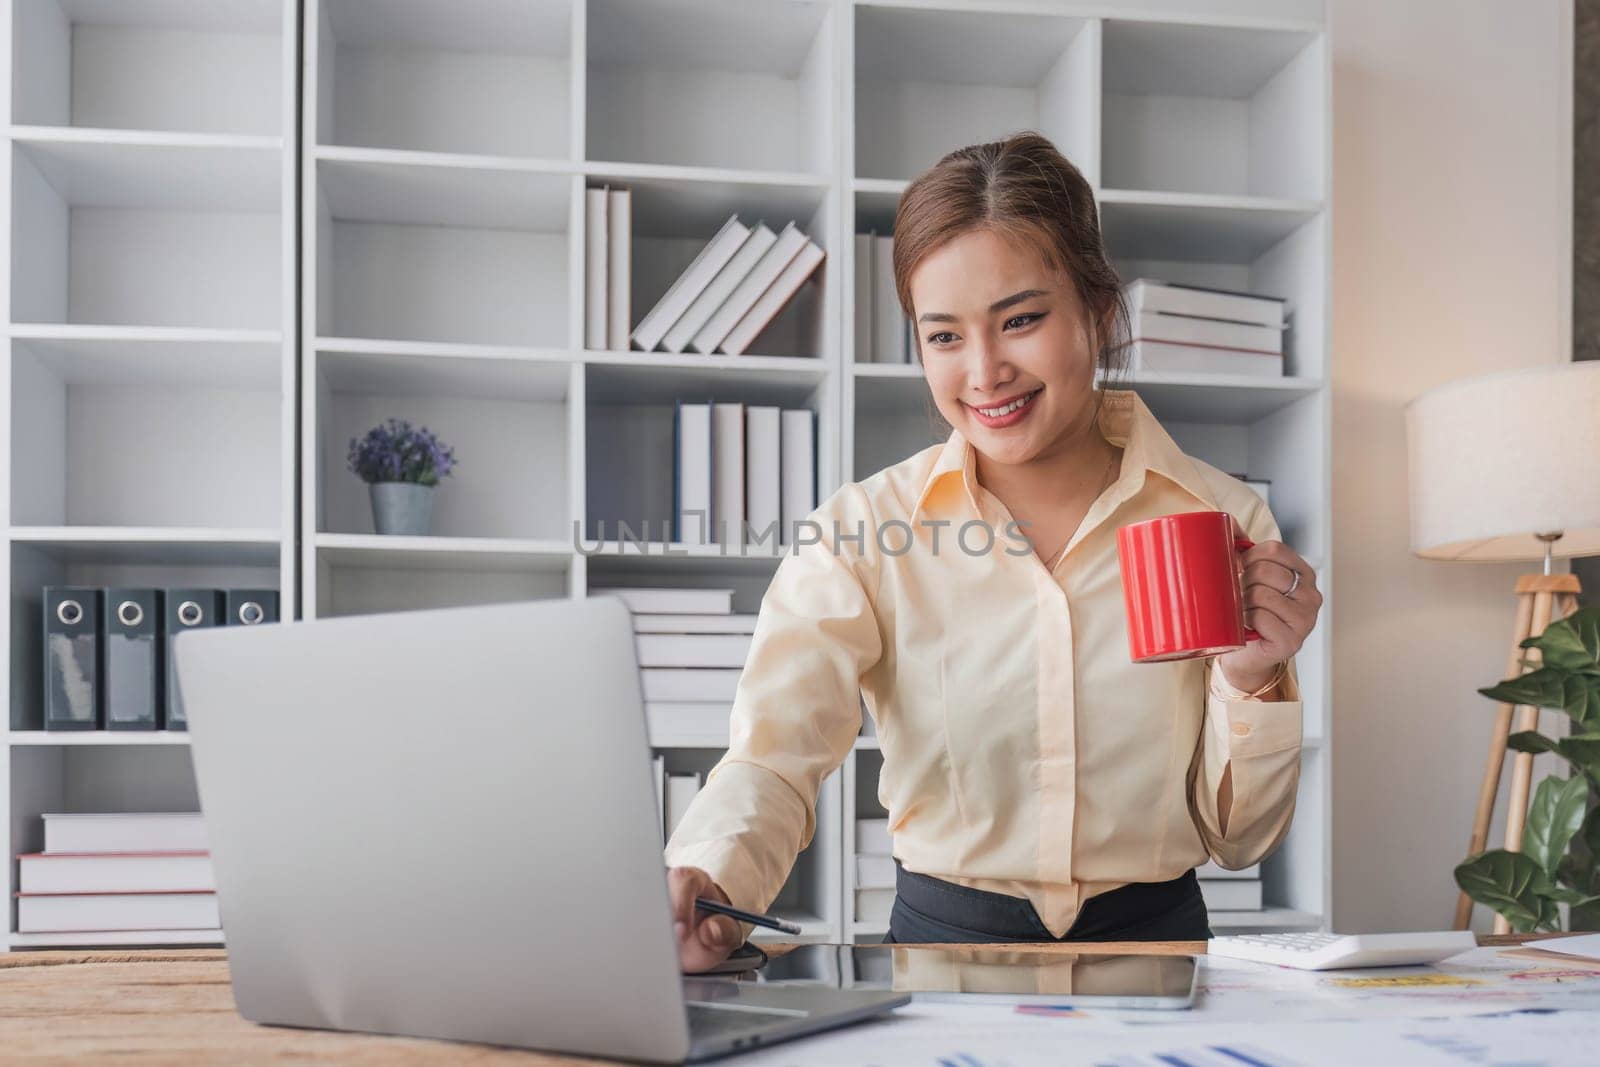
xmin=174 ymin=597 xmax=907 ymax=1063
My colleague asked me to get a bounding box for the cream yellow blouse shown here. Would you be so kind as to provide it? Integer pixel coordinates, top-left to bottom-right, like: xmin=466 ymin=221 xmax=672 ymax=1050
xmin=663 ymin=389 xmax=1303 ymax=938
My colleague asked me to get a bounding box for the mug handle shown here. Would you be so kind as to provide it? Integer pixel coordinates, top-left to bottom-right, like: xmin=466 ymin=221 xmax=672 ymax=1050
xmin=1233 ymin=532 xmax=1261 ymax=642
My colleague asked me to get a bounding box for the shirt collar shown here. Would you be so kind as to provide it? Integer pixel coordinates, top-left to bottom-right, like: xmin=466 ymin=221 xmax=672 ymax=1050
xmin=912 ymin=389 xmax=1219 ymax=517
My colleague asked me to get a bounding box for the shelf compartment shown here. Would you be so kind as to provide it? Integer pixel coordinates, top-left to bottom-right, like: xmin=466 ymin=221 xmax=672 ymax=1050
xmin=1108 ymin=208 xmax=1327 ymax=381
xmin=312 ymin=348 xmax=572 ymax=541
xmin=10 ymin=344 xmax=284 ymax=529
xmin=587 ymin=0 xmax=834 ymax=175
xmin=13 ymin=0 xmax=286 ymax=136
xmin=854 ymin=5 xmax=1096 ymax=182
xmin=313 ymin=154 xmax=570 ymax=346
xmin=11 ymin=139 xmax=282 ymax=330
xmin=1119 ymin=372 xmax=1323 ymax=425
xmin=313 ymin=554 xmax=570 ymax=620
xmin=1101 ymin=19 xmax=1324 ymax=199
xmin=313 ymin=0 xmax=571 ymax=158
xmin=583 ymin=354 xmax=828 ymax=406
xmin=617 ymin=170 xmax=836 ymax=360
xmin=8 ymin=539 xmax=282 ymax=732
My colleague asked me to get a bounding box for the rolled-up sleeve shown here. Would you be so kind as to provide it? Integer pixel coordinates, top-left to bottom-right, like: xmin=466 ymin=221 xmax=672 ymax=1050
xmin=1186 ymin=500 xmax=1305 ymax=870
xmin=663 ymin=485 xmax=883 ymax=914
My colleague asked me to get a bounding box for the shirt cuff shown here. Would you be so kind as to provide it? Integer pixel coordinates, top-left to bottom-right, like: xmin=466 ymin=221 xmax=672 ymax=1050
xmin=1206 ymin=659 xmax=1303 ymax=759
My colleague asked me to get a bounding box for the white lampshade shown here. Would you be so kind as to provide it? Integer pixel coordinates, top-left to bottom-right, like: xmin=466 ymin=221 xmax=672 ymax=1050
xmin=1406 ymin=361 xmax=1600 ymax=561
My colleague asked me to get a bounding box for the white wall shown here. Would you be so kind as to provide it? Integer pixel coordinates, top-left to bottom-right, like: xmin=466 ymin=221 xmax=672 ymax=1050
xmin=1330 ymin=0 xmax=1573 ymax=932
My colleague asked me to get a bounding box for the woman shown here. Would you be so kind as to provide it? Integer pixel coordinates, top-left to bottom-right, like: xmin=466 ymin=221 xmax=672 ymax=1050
xmin=664 ymin=132 xmax=1322 ymax=970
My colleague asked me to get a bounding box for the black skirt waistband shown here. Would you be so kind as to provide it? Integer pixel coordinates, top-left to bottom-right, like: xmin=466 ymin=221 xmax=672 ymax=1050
xmin=888 ymin=863 xmax=1211 ymax=944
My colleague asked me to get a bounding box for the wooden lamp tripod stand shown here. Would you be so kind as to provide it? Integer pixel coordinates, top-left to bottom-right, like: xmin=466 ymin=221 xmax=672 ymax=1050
xmin=1452 ymin=536 xmax=1582 ymax=933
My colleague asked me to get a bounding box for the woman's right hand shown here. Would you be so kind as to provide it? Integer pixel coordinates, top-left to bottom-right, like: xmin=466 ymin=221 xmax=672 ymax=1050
xmin=667 ymin=866 xmax=744 ymax=973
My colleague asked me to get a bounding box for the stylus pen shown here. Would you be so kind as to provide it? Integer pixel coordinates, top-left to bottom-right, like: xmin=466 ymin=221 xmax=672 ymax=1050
xmin=694 ymin=897 xmax=804 ymax=936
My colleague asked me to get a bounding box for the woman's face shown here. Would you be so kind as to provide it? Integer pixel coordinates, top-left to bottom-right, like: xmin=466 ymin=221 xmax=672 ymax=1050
xmin=909 ymin=227 xmax=1102 ymax=469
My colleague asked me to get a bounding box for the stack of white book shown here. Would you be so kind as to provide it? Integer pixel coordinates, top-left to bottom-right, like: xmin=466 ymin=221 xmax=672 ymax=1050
xmin=1122 ymin=279 xmax=1287 ymax=378
xmin=1197 ymin=859 xmax=1264 ymax=912
xmin=674 ymin=402 xmax=815 ymax=547
xmin=628 ymin=214 xmax=826 ymax=357
xmin=597 ymin=587 xmax=754 ymax=742
xmin=854 ymin=818 xmax=895 ymax=925
xmin=853 ymin=231 xmax=915 ymax=364
xmin=585 ymin=185 xmax=632 ymax=351
xmin=17 ymin=813 xmax=219 ymax=935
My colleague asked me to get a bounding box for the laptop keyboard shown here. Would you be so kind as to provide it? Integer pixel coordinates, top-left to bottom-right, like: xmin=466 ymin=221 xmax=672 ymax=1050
xmin=685 ymin=1002 xmax=802 ymax=1042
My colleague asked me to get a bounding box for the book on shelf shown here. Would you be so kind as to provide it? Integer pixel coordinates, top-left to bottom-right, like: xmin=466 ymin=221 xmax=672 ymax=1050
xmin=664 ymin=773 xmax=703 ymax=838
xmin=688 ymin=222 xmax=807 ymax=355
xmin=645 ymin=702 xmax=733 ymax=739
xmin=872 ymin=232 xmax=911 ymax=364
xmin=779 ymin=409 xmax=817 ymax=540
xmin=662 ymin=223 xmax=778 ymax=354
xmin=632 ymin=214 xmax=751 ymax=353
xmin=43 ymin=812 xmax=207 ymax=854
xmin=585 ymin=186 xmax=608 ymax=350
xmin=1132 ymin=309 xmax=1282 ymax=354
xmin=1198 ymin=879 xmax=1264 ymax=911
xmin=854 ymin=233 xmax=874 ymax=361
xmin=632 ymin=613 xmax=757 ymax=635
xmin=856 ymin=854 xmax=896 ymax=890
xmin=596 ymin=588 xmax=735 ymax=615
xmin=1124 ymin=278 xmax=1287 ymax=330
xmin=855 ymin=887 xmax=894 ymax=924
xmin=1123 ymin=339 xmax=1282 ymax=378
xmin=711 ymin=402 xmax=745 ymax=545
xmin=1196 ymin=860 xmax=1262 ymax=881
xmin=635 ymin=633 xmax=752 ymax=669
xmin=745 ymin=405 xmax=782 ymax=545
xmin=672 ymin=401 xmax=713 ymax=546
xmin=17 ymin=890 xmax=220 ymax=933
xmin=640 ymin=668 xmax=742 ymax=703
xmin=720 ymin=240 xmax=825 ymax=357
xmin=607 ymin=187 xmax=632 ymax=351
xmin=856 ymin=818 xmax=891 ymax=854
xmin=18 ymin=851 xmax=214 ymax=894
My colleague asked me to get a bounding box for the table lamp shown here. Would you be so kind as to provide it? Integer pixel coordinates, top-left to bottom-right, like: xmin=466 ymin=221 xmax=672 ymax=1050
xmin=1405 ymin=361 xmax=1600 ymax=931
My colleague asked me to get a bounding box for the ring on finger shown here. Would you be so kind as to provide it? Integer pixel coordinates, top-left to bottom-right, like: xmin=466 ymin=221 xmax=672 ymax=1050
xmin=1283 ymin=569 xmax=1301 ymax=599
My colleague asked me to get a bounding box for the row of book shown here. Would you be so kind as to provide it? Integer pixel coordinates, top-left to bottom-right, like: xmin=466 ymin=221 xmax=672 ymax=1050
xmin=674 ymin=403 xmax=816 ymax=548
xmin=600 ymin=587 xmax=750 ymax=725
xmin=853 ymin=231 xmax=916 ymax=364
xmin=1120 ymin=278 xmax=1288 ymax=378
xmin=43 ymin=587 xmax=279 ymax=732
xmin=16 ymin=812 xmax=219 ymax=935
xmin=592 ymin=202 xmax=826 ymax=357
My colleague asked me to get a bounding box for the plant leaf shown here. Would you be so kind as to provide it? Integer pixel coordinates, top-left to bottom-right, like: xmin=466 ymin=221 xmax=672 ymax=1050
xmin=1523 ymin=776 xmax=1591 ymax=876
xmin=1480 ymin=667 xmax=1570 ymax=712
xmin=1507 ymin=731 xmax=1558 ymax=755
xmin=1454 ymin=850 xmax=1561 ymax=932
xmin=1527 ymin=609 xmax=1600 ymax=671
xmin=1587 ymin=805 xmax=1600 ymax=859
xmin=1556 ymin=736 xmax=1600 ymax=789
xmin=1546 ymin=885 xmax=1600 ymax=908
xmin=1559 ymin=674 xmax=1600 ymax=727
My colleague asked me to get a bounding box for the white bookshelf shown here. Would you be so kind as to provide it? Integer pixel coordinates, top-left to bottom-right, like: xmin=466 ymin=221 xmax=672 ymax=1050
xmin=1 ymin=0 xmax=298 ymax=949
xmin=3 ymin=0 xmax=1331 ymax=950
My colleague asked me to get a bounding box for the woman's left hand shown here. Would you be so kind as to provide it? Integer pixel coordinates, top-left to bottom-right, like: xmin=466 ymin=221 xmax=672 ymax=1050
xmin=1216 ymin=540 xmax=1322 ymax=693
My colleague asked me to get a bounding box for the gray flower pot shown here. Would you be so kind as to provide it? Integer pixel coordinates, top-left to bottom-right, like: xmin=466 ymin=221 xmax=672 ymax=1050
xmin=369 ymin=482 xmax=434 ymax=536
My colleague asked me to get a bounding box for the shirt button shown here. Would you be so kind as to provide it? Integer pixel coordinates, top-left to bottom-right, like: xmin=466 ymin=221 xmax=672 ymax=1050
xmin=1230 ymin=722 xmax=1252 ymax=737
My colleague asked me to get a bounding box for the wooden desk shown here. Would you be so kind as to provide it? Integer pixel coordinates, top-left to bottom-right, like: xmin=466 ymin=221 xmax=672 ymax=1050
xmin=0 ymin=938 xmax=1523 ymax=1064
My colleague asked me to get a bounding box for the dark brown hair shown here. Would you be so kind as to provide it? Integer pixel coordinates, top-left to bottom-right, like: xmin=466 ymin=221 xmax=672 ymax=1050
xmin=892 ymin=131 xmax=1129 ymax=382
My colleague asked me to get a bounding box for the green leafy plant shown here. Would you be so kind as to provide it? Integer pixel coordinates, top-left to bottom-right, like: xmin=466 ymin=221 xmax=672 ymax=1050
xmin=1455 ymin=606 xmax=1600 ymax=931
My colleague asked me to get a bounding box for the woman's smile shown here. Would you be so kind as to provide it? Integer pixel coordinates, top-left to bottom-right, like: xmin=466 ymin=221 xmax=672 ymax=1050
xmin=965 ymin=387 xmax=1043 ymax=428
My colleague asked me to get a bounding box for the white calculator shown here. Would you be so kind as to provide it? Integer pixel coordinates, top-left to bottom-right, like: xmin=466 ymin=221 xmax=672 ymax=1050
xmin=1207 ymin=931 xmax=1478 ymax=970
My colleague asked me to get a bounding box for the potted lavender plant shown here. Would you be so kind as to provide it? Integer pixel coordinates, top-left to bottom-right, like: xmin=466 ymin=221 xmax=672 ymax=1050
xmin=348 ymin=419 xmax=457 ymax=536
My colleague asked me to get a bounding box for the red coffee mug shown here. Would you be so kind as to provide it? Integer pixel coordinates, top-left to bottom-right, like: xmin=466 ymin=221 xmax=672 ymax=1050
xmin=1116 ymin=510 xmax=1259 ymax=663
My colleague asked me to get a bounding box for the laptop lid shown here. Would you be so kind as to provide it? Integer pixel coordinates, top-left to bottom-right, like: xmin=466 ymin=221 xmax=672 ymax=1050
xmin=175 ymin=597 xmax=692 ymax=1063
